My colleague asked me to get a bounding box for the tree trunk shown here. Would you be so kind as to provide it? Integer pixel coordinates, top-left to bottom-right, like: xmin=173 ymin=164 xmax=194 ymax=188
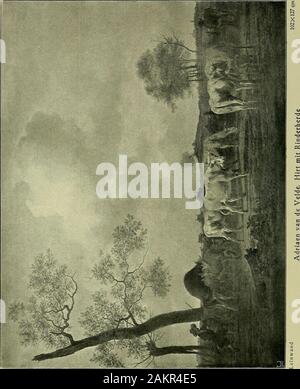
xmin=33 ymin=308 xmax=204 ymax=361
xmin=149 ymin=344 xmax=210 ymax=357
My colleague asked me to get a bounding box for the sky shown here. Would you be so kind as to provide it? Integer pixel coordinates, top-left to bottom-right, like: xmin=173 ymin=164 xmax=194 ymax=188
xmin=1 ymin=0 xmax=201 ymax=367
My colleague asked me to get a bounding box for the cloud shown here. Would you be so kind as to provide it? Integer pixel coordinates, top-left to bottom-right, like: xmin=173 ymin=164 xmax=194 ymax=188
xmin=16 ymin=112 xmax=101 ymax=248
xmin=15 ymin=112 xmax=140 ymax=252
xmin=2 ymin=1 xmax=200 ymax=367
xmin=19 ymin=112 xmax=90 ymax=169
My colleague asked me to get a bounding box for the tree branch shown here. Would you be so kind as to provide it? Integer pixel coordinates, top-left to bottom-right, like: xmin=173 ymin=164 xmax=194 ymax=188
xmin=51 ymin=331 xmax=75 ymax=345
xmin=126 ymin=308 xmax=139 ymax=326
xmin=42 ymin=273 xmax=78 ymax=345
xmin=128 ymin=243 xmax=149 ymax=275
xmin=33 ymin=307 xmax=203 ymax=361
xmin=162 ymin=35 xmax=196 ymax=53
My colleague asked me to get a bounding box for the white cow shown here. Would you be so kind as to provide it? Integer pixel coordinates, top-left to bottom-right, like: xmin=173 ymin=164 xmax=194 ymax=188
xmin=204 ymin=157 xmax=247 ymax=215
xmin=205 ymin=58 xmax=237 ymax=80
xmin=207 ymin=78 xmax=257 ymax=115
xmin=203 ymin=210 xmax=242 ymax=242
xmin=205 ymin=47 xmax=257 ymax=114
xmin=204 ymin=127 xmax=239 ymax=158
xmin=205 ymin=158 xmax=247 ymax=188
xmin=204 ymin=193 xmax=244 ymax=215
xmin=201 ymin=151 xmax=247 ymax=241
xmin=204 ymin=127 xmax=240 ymax=161
xmin=205 ymin=127 xmax=239 ymax=148
xmin=205 ymin=47 xmax=256 ymax=77
xmin=205 ymin=55 xmax=254 ymax=83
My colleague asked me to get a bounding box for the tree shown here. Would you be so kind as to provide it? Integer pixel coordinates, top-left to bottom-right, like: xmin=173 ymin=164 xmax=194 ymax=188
xmin=90 ymin=333 xmax=209 ymax=368
xmin=181 ymin=151 xmax=196 ymax=165
xmin=137 ymin=35 xmax=200 ymax=111
xmin=9 ymin=250 xmax=78 ymax=348
xmin=10 ymin=215 xmax=210 ymax=366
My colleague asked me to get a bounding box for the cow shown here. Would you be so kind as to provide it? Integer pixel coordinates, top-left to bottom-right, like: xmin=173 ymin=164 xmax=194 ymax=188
xmin=197 ymin=8 xmax=237 ymax=34
xmin=184 ymin=262 xmax=235 ymax=309
xmin=204 ymin=157 xmax=247 ymax=215
xmin=203 ymin=210 xmax=242 ymax=242
xmin=207 ymin=77 xmax=257 ymax=115
xmin=205 ymin=47 xmax=257 ymax=77
xmin=204 ymin=127 xmax=239 ymax=152
xmin=205 ymin=59 xmax=238 ymax=80
xmin=205 ymin=56 xmax=255 ymax=84
xmin=204 ymin=47 xmax=258 ymax=114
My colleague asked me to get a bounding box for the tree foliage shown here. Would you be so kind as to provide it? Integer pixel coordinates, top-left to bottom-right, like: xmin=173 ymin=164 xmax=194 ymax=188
xmin=9 ymin=249 xmax=77 ymax=348
xmin=9 ymin=216 xmax=224 ymax=367
xmin=10 ymin=216 xmax=175 ymax=367
xmin=137 ymin=35 xmax=197 ymax=110
xmin=80 ymin=214 xmax=172 ymax=366
xmin=181 ymin=151 xmax=196 ymax=165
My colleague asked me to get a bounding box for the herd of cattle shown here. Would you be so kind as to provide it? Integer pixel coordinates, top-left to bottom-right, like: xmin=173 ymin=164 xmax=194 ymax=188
xmin=198 ymin=7 xmax=258 ymax=115
xmin=183 ymin=127 xmax=247 ymax=306
xmin=184 ymin=8 xmax=253 ymax=308
xmin=199 ymin=7 xmax=257 ymax=242
xmin=200 ymin=126 xmax=247 ymax=243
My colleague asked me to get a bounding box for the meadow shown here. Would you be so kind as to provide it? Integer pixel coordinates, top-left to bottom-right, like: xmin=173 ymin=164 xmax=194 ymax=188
xmin=194 ymin=1 xmax=286 ymax=367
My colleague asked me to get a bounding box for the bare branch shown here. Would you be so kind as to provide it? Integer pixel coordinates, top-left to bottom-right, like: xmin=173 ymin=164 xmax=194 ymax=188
xmin=50 ymin=331 xmax=75 ymax=345
xmin=145 ymin=356 xmax=154 ymax=368
xmin=133 ymin=354 xmax=152 ymax=367
xmin=128 ymin=243 xmax=149 ymax=275
xmin=126 ymin=308 xmax=139 ymax=327
xmin=161 ymin=34 xmax=197 ymax=53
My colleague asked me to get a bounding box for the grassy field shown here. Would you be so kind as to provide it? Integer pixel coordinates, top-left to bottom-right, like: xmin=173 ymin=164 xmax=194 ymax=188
xmin=194 ymin=1 xmax=286 ymax=367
